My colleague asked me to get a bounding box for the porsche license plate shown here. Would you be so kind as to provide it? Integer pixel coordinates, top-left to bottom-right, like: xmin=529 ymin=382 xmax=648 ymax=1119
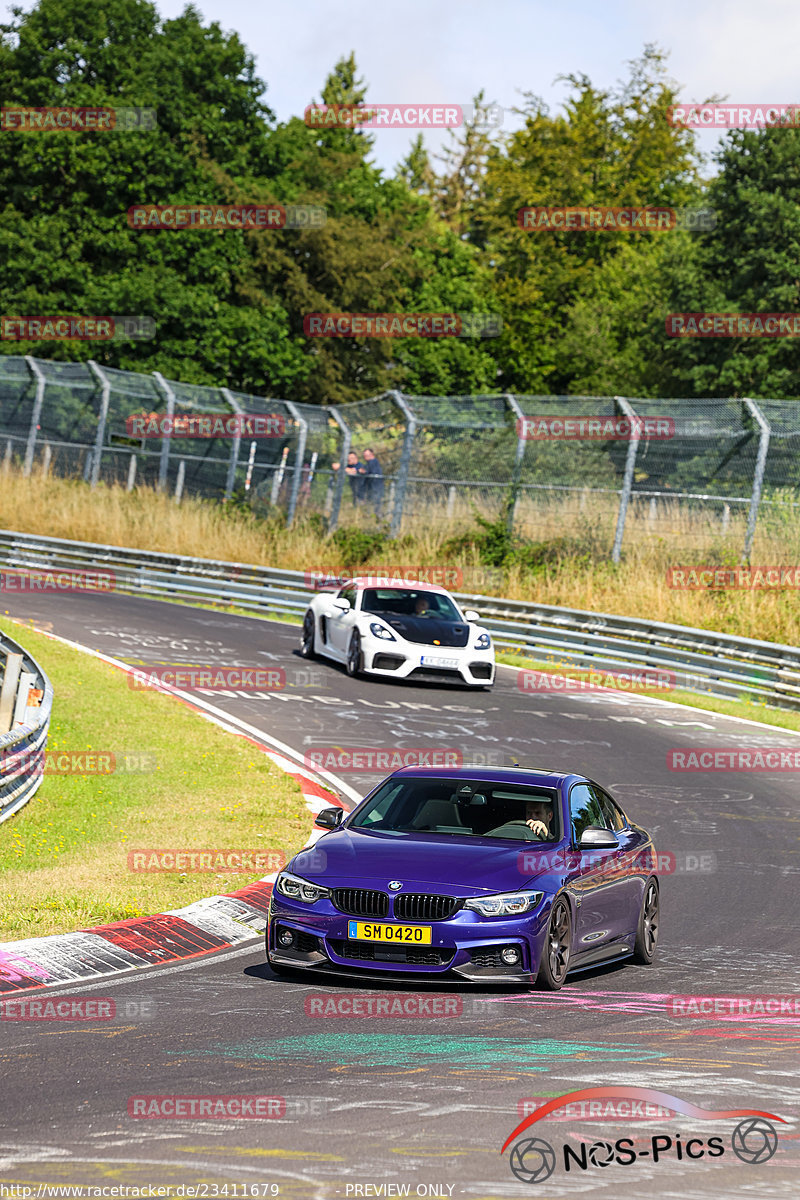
xmin=420 ymin=655 xmax=459 ymax=668
xmin=348 ymin=920 xmax=432 ymax=944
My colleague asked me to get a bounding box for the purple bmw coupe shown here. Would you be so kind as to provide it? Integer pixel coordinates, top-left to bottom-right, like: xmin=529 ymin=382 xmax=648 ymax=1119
xmin=266 ymin=767 xmax=659 ymax=989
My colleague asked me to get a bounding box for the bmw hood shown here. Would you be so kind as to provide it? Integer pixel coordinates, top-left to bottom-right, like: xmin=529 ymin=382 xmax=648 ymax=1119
xmin=289 ymin=828 xmax=560 ymax=895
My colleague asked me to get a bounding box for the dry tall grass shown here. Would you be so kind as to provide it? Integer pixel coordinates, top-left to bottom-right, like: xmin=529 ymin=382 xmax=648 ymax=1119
xmin=3 ymin=465 xmax=799 ymax=645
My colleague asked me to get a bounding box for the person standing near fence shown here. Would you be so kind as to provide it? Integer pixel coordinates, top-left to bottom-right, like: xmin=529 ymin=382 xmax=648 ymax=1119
xmin=359 ymin=447 xmax=384 ymax=518
xmin=331 ymin=451 xmax=365 ymax=505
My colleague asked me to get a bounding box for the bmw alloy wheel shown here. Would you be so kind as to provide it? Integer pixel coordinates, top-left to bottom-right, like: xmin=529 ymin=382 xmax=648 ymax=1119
xmin=537 ymin=897 xmax=571 ymax=990
xmin=633 ymin=878 xmax=659 ymax=964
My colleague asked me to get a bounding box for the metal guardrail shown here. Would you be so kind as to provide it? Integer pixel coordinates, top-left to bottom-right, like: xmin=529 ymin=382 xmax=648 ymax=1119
xmin=0 ymin=528 xmax=798 ymax=713
xmin=0 ymin=625 xmax=53 ymax=823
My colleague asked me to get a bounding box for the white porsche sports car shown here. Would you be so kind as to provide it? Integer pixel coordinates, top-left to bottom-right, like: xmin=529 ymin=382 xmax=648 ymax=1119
xmin=300 ymin=579 xmax=495 ymax=688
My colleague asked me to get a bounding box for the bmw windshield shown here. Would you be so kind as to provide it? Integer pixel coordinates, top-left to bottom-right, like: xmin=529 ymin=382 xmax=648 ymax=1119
xmin=348 ymin=777 xmax=561 ymax=841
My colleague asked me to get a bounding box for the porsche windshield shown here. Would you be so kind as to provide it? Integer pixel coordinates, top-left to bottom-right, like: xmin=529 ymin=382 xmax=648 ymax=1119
xmin=348 ymin=777 xmax=560 ymax=841
xmin=361 ymin=589 xmax=461 ymax=621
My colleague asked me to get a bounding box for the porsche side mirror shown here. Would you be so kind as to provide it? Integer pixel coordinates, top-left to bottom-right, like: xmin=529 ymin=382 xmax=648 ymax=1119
xmin=314 ymin=806 xmax=343 ymax=829
xmin=463 ymin=609 xmax=480 ymax=622
xmin=331 ymin=599 xmax=351 ymax=613
xmin=579 ymin=826 xmax=619 ymax=850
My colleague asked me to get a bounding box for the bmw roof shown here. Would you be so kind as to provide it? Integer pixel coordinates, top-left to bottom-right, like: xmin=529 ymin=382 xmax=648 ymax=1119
xmin=389 ymin=765 xmax=582 ymax=788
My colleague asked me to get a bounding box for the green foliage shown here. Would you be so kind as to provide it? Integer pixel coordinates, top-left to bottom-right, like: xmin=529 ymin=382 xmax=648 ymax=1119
xmin=330 ymin=525 xmax=388 ymax=565
xmin=443 ymin=512 xmax=604 ymax=574
xmin=0 ymin=8 xmax=797 ymax=405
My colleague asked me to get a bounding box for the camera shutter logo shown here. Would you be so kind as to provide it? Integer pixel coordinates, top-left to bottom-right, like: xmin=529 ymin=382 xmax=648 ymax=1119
xmin=509 ymin=1137 xmax=556 ymax=1184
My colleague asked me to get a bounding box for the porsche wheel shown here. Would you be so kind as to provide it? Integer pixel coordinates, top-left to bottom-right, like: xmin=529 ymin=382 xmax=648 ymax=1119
xmin=632 ymin=878 xmax=659 ymax=964
xmin=536 ymin=896 xmax=572 ymax=990
xmin=300 ymin=611 xmax=317 ymax=659
xmin=346 ymin=630 xmax=362 ymax=678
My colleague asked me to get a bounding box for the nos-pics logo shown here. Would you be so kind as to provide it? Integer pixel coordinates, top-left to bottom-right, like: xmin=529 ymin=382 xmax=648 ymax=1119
xmin=502 ymin=1087 xmax=783 ymax=1184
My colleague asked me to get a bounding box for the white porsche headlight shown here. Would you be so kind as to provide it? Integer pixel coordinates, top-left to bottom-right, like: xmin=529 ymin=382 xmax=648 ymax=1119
xmin=475 ymin=632 xmax=491 ymax=650
xmin=369 ymin=622 xmax=396 ymax=641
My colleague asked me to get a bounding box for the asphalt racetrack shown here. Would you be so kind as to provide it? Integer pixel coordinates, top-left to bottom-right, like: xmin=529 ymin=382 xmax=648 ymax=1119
xmin=1 ymin=590 xmax=797 ymax=1198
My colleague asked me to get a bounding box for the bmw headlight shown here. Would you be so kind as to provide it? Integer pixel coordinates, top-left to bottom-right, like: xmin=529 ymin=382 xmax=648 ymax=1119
xmin=475 ymin=632 xmax=491 ymax=650
xmin=275 ymin=871 xmax=330 ymax=904
xmin=464 ymin=890 xmax=542 ymax=917
xmin=370 ymin=622 xmax=396 ymax=641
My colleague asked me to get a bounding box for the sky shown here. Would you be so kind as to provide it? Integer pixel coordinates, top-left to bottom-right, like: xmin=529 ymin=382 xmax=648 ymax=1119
xmin=7 ymin=0 xmax=800 ymax=173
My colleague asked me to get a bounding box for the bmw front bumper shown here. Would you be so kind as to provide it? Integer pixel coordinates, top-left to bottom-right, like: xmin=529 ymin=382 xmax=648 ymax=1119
xmin=267 ymin=894 xmax=549 ymax=984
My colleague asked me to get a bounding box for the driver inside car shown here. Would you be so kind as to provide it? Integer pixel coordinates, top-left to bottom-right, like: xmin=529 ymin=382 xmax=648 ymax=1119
xmin=523 ymin=801 xmax=553 ymax=839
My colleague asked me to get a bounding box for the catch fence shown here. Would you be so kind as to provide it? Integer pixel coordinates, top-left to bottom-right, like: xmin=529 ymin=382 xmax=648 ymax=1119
xmin=0 ymin=355 xmax=796 ymax=560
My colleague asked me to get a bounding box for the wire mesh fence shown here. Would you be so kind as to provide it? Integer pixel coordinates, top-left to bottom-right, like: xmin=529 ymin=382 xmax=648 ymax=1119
xmin=0 ymin=354 xmax=797 ymax=560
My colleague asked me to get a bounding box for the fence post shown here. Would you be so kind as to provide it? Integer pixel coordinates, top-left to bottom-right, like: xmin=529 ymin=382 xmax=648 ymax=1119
xmin=175 ymin=460 xmax=186 ymax=502
xmin=23 ymin=356 xmax=45 ymax=477
xmin=127 ymin=454 xmax=138 ymax=491
xmin=389 ymin=391 xmax=417 ymax=538
xmin=503 ymin=393 xmax=526 ymax=535
xmin=220 ymin=387 xmax=243 ymax=501
xmin=87 ymin=360 xmax=111 ymax=488
xmin=742 ymin=397 xmax=771 ymax=563
xmin=284 ymin=400 xmax=308 ymax=526
xmin=152 ymin=371 xmax=175 ymax=492
xmin=611 ymin=396 xmax=641 ymax=564
xmin=328 ymin=406 xmax=351 ymax=533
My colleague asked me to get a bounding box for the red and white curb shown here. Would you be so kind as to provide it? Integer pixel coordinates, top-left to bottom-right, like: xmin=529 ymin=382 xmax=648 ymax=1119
xmin=0 ymin=627 xmax=360 ymax=996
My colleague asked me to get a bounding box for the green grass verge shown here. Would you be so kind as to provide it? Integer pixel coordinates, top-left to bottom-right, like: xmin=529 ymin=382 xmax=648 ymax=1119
xmin=496 ymin=651 xmax=800 ymax=733
xmin=0 ymin=619 xmax=324 ymax=941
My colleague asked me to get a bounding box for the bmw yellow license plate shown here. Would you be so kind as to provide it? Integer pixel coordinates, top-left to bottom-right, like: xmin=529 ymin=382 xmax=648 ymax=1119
xmin=348 ymin=920 xmax=432 ymax=944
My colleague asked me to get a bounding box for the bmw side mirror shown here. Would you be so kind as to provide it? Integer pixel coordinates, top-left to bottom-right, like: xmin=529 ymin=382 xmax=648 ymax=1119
xmin=463 ymin=609 xmax=480 ymax=622
xmin=314 ymin=806 xmax=343 ymax=829
xmin=579 ymin=826 xmax=619 ymax=850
